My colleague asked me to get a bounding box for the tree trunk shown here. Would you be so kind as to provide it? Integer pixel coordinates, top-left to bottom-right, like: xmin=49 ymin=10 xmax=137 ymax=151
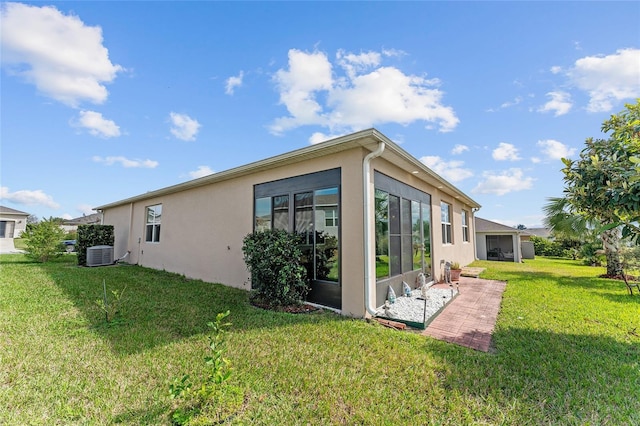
xmin=602 ymin=227 xmax=623 ymax=276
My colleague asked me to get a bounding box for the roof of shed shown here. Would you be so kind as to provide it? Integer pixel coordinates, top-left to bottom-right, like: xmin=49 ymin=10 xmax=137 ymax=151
xmin=475 ymin=217 xmax=520 ymax=234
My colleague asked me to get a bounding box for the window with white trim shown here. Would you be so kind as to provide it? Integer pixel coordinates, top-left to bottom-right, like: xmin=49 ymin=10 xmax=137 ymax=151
xmin=145 ymin=204 xmax=162 ymax=243
xmin=462 ymin=210 xmax=469 ymax=242
xmin=441 ymin=202 xmax=452 ymax=244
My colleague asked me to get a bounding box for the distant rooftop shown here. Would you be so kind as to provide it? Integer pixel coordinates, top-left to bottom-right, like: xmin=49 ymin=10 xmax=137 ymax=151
xmin=0 ymin=205 xmax=30 ymax=216
xmin=63 ymin=213 xmax=102 ymax=226
xmin=522 ymin=227 xmax=552 ymax=238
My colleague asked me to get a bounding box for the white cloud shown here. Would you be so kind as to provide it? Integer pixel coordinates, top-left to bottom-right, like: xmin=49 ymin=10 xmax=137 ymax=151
xmin=0 ymin=2 xmax=123 ymax=107
xmin=75 ymin=110 xmax=121 ymax=138
xmin=530 ymin=157 xmax=541 ymax=164
xmin=0 ymin=186 xmax=60 ymax=209
xmin=270 ymin=49 xmax=333 ymax=133
xmin=336 ymin=49 xmax=382 ymax=79
xmin=419 ymin=156 xmax=473 ymax=183
xmin=538 ymin=91 xmax=572 ymax=116
xmin=472 ymin=169 xmax=534 ymax=196
xmin=61 ymin=213 xmax=73 ymax=220
xmin=169 ymin=112 xmax=201 ymax=141
xmin=487 ymin=96 xmax=522 ymax=112
xmin=92 ymin=156 xmax=158 ymax=168
xmin=308 ymin=132 xmax=347 ymax=145
xmin=567 ymin=48 xmax=640 ymax=112
xmin=492 ymin=142 xmax=521 ymax=161
xmin=225 ymin=71 xmax=244 ymax=95
xmin=270 ymin=49 xmax=458 ymax=135
xmin=500 ymin=96 xmax=522 ymax=109
xmin=188 ymin=165 xmax=214 ymax=179
xmin=537 ymin=139 xmax=576 ymax=160
xmin=451 ymin=144 xmax=469 ymax=155
xmin=550 ymin=66 xmax=563 ymax=74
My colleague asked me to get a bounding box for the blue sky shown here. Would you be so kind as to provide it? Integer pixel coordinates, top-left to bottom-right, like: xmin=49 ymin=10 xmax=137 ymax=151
xmin=1 ymin=1 xmax=639 ymax=227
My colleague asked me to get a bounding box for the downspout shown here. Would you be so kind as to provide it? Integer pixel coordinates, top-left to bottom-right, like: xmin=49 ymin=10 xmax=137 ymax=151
xmin=363 ymin=141 xmax=386 ymax=316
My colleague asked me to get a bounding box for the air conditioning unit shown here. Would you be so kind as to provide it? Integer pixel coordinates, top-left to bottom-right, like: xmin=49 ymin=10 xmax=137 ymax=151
xmin=86 ymin=245 xmax=114 ymax=267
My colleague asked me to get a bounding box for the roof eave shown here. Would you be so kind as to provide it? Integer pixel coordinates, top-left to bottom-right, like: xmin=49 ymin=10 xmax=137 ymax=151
xmin=95 ymin=129 xmax=382 ymax=211
xmin=95 ymin=128 xmax=481 ymax=211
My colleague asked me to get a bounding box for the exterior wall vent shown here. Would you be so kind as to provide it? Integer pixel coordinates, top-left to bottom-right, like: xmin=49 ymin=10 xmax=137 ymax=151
xmin=86 ymin=245 xmax=114 ymax=267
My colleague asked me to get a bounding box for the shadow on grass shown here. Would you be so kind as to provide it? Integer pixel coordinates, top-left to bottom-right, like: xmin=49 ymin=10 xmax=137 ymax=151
xmin=428 ymin=327 xmax=640 ymax=423
xmin=37 ymin=258 xmax=345 ymax=355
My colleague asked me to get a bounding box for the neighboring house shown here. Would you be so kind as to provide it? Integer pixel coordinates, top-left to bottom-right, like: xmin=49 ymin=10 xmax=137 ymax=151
xmin=475 ymin=217 xmax=523 ymax=262
xmin=0 ymin=205 xmax=29 ymax=238
xmin=519 ymin=227 xmax=552 ymax=259
xmin=96 ymin=129 xmax=481 ymax=318
xmin=61 ymin=213 xmax=103 ymax=232
xmin=520 ymin=227 xmax=552 ymax=241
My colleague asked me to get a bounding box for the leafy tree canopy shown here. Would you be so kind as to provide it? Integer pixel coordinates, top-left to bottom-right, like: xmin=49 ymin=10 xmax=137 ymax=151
xmin=561 ymin=99 xmax=640 ymax=244
xmin=22 ymin=218 xmax=66 ymax=262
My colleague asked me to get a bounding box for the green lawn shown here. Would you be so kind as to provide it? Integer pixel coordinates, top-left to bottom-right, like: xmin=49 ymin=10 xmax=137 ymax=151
xmin=1 ymin=254 xmax=638 ymax=424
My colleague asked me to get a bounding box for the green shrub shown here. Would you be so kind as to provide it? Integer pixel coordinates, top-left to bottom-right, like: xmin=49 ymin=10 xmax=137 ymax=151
xmin=76 ymin=225 xmax=114 ymax=266
xmin=21 ymin=218 xmax=66 ymax=262
xmin=242 ymin=229 xmax=309 ymax=307
xmin=64 ymin=230 xmax=78 ymax=241
xmin=530 ymin=235 xmax=567 ymax=257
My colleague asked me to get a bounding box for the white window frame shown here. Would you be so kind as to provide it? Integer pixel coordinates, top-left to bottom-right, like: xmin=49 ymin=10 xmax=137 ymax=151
xmin=441 ymin=201 xmax=452 ymax=245
xmin=324 ymin=208 xmax=338 ymax=227
xmin=145 ymin=204 xmax=162 ymax=243
xmin=462 ymin=210 xmax=469 ymax=243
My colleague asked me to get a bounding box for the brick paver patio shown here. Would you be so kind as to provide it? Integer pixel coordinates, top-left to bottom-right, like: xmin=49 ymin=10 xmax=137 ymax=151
xmin=422 ymin=276 xmax=507 ymax=352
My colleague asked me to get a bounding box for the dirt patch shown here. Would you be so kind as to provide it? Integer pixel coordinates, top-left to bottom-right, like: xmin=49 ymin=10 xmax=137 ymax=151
xmin=599 ymin=273 xmax=638 ymax=281
xmin=250 ymin=300 xmax=321 ymax=314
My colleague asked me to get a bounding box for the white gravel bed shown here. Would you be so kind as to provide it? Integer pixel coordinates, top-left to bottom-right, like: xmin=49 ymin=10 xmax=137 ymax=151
xmin=376 ymin=287 xmax=458 ymax=325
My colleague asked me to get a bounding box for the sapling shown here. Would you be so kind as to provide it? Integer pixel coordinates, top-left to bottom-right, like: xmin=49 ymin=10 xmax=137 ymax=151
xmin=169 ymin=311 xmax=236 ymax=425
xmin=95 ymin=279 xmax=126 ymax=323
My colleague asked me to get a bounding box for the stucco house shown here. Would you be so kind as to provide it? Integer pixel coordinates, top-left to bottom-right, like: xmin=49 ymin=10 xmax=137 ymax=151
xmin=95 ymin=129 xmax=480 ymax=318
xmin=0 ymin=205 xmax=29 ymax=239
xmin=475 ymin=217 xmax=523 ymax=262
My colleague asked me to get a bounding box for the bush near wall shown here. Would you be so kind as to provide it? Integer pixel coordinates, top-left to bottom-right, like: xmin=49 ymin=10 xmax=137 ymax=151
xmin=77 ymin=225 xmax=114 ymax=266
xmin=242 ymin=229 xmax=309 ymax=307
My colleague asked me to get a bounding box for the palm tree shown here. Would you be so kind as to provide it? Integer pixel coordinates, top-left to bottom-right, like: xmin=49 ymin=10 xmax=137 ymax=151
xmin=543 ymin=197 xmax=623 ymax=275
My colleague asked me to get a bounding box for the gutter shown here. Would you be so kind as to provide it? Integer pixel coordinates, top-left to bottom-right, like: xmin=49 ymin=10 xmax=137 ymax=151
xmin=363 ymin=141 xmax=386 ymax=316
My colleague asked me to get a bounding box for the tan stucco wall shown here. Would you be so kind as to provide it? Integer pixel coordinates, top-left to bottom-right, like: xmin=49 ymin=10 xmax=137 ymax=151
xmin=103 ymin=148 xmax=368 ymax=317
xmin=101 ymin=145 xmax=477 ymax=318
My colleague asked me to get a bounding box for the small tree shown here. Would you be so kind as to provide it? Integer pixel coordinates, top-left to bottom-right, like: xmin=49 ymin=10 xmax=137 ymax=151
xmin=242 ymin=229 xmax=309 ymax=307
xmin=559 ymin=100 xmax=640 ymax=276
xmin=22 ymin=218 xmax=66 ymax=262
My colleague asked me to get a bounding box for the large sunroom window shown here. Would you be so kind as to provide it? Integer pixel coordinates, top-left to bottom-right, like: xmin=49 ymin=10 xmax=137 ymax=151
xmin=253 ymin=169 xmax=341 ymax=286
xmin=374 ymin=172 xmax=432 ymax=281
